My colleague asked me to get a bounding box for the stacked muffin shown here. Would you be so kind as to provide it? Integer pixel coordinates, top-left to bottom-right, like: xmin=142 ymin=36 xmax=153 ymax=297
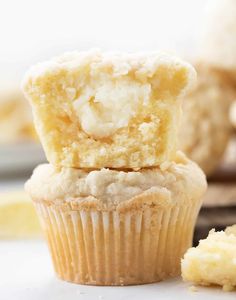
xmin=23 ymin=50 xmax=207 ymax=285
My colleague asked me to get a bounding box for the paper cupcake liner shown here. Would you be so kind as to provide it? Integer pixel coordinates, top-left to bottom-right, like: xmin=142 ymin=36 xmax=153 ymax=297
xmin=34 ymin=199 xmax=201 ymax=286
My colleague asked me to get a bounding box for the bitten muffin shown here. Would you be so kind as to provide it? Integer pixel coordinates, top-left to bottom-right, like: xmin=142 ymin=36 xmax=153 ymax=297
xmin=22 ymin=50 xmax=196 ymax=169
xmin=25 ymin=152 xmax=207 ymax=285
xmin=182 ymin=225 xmax=236 ymax=292
xmin=0 ymin=87 xmax=36 ymax=144
xmin=179 ymin=64 xmax=235 ymax=176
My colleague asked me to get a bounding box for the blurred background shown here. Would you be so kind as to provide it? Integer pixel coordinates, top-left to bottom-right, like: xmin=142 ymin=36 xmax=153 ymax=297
xmin=0 ymin=0 xmax=205 ymax=82
xmin=0 ymin=0 xmax=236 ymax=241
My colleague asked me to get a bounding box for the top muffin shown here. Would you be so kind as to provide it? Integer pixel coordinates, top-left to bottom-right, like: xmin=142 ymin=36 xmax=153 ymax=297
xmin=22 ymin=50 xmax=195 ymax=169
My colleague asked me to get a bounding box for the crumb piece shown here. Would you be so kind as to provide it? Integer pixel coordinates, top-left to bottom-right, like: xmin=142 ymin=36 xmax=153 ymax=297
xmin=189 ymin=285 xmax=198 ymax=292
xmin=181 ymin=225 xmax=236 ymax=292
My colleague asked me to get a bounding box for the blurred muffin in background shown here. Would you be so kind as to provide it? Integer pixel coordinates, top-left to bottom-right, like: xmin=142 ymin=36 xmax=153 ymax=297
xmin=0 ymin=87 xmax=37 ymax=144
xmin=227 ymin=101 xmax=236 ymax=170
xmin=195 ymin=0 xmax=236 ymax=176
xmin=230 ymin=101 xmax=236 ymax=130
xmin=200 ymin=0 xmax=236 ymax=82
xmin=179 ymin=63 xmax=235 ymax=176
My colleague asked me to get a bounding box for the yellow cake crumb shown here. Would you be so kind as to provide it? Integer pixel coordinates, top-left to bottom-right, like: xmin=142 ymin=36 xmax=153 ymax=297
xmin=188 ymin=285 xmax=198 ymax=292
xmin=22 ymin=49 xmax=196 ymax=169
xmin=0 ymin=190 xmax=41 ymax=238
xmin=225 ymin=225 xmax=236 ymax=235
xmin=181 ymin=226 xmax=236 ymax=292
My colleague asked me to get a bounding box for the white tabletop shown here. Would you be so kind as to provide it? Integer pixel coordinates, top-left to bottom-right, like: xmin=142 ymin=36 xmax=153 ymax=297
xmin=0 ymin=240 xmax=235 ymax=300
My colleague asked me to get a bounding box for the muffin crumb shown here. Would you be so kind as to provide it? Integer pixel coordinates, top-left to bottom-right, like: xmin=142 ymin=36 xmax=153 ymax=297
xmin=189 ymin=285 xmax=198 ymax=292
xmin=182 ymin=225 xmax=236 ymax=291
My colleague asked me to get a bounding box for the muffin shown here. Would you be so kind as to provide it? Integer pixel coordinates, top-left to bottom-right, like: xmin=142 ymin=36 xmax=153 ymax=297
xmin=182 ymin=225 xmax=236 ymax=291
xmin=23 ymin=50 xmax=205 ymax=286
xmin=22 ymin=50 xmax=195 ymax=169
xmin=230 ymin=101 xmax=236 ymax=130
xmin=25 ymin=152 xmax=207 ymax=285
xmin=200 ymin=0 xmax=236 ymax=78
xmin=0 ymin=87 xmax=36 ymax=144
xmin=179 ymin=64 xmax=235 ymax=176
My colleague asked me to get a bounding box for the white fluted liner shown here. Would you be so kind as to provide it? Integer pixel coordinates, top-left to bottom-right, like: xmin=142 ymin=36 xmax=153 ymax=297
xmin=35 ymin=202 xmax=201 ymax=285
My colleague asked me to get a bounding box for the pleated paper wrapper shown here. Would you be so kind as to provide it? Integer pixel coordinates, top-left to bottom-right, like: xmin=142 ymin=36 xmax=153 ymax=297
xmin=34 ymin=195 xmax=201 ymax=286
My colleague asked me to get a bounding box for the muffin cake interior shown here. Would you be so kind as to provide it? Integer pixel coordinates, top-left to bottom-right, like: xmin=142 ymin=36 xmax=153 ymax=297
xmin=23 ymin=50 xmax=195 ymax=168
xmin=182 ymin=226 xmax=236 ymax=291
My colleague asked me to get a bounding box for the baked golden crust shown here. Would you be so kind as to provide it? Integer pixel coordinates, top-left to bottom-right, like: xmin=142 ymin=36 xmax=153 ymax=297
xmin=22 ymin=50 xmax=196 ymax=168
xmin=25 ymin=152 xmax=207 ymax=211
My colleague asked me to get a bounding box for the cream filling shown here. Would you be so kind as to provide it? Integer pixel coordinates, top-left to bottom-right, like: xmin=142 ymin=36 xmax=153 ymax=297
xmin=72 ymin=79 xmax=151 ymax=138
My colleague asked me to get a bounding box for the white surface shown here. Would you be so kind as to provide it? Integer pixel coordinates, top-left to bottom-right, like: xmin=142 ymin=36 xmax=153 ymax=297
xmin=0 ymin=240 xmax=235 ymax=300
xmin=0 ymin=142 xmax=45 ymax=175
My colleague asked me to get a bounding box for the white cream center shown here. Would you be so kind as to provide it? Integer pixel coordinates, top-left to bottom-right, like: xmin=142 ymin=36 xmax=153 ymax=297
xmin=73 ymin=79 xmax=151 ymax=138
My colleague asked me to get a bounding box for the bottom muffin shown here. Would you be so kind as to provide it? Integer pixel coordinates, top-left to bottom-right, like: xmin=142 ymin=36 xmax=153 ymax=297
xmin=25 ymin=152 xmax=207 ymax=285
